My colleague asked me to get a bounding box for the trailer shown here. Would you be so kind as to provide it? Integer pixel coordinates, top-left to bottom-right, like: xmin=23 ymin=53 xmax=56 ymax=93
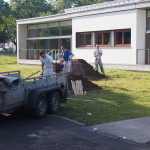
xmin=0 ymin=71 xmax=68 ymax=117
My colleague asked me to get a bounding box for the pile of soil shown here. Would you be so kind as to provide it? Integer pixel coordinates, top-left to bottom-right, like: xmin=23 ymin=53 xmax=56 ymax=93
xmin=55 ymin=63 xmax=64 ymax=73
xmin=55 ymin=59 xmax=107 ymax=91
xmin=71 ymin=59 xmax=107 ymax=80
xmin=68 ymin=74 xmax=101 ymax=91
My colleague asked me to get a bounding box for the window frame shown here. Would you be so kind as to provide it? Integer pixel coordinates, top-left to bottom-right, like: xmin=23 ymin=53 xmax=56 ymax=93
xmin=95 ymin=31 xmax=111 ymax=47
xmin=78 ymin=32 xmax=92 ymax=47
xmin=115 ymin=30 xmax=131 ymax=47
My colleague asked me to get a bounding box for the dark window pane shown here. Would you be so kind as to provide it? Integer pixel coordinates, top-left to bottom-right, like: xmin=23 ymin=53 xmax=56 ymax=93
xmin=38 ymin=28 xmax=49 ymax=37
xmin=49 ymin=39 xmax=58 ymax=49
xmin=79 ymin=34 xmax=84 ymax=46
xmin=27 ymin=40 xmax=36 ymax=59
xmin=96 ymin=33 xmax=102 ymax=45
xmin=116 ymin=32 xmax=122 ymax=44
xmin=49 ymin=27 xmax=59 ymax=36
xmin=27 ymin=40 xmax=36 ymax=49
xmin=39 ymin=40 xmax=48 ymax=50
xmin=104 ymin=33 xmax=110 ymax=45
xmin=124 ymin=31 xmax=131 ymax=44
xmin=61 ymin=39 xmax=71 ymax=50
xmin=61 ymin=26 xmax=72 ymax=36
xmin=27 ymin=29 xmax=38 ymax=38
xmin=85 ymin=34 xmax=91 ymax=45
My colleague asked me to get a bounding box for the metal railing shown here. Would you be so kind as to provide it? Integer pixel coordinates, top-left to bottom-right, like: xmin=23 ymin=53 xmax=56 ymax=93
xmin=19 ymin=49 xmax=59 ymax=61
xmin=136 ymin=49 xmax=150 ymax=65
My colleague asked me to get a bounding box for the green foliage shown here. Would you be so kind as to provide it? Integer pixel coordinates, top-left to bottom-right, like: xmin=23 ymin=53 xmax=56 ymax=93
xmin=54 ymin=0 xmax=112 ymax=13
xmin=0 ymin=0 xmax=10 ymax=42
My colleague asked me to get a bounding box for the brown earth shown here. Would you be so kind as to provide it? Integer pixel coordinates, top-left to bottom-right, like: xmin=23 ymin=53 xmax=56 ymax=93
xmin=68 ymin=74 xmax=101 ymax=91
xmin=55 ymin=59 xmax=107 ymax=91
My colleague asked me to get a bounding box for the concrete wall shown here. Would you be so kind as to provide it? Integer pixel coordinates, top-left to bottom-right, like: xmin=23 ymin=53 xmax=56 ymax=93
xmin=136 ymin=9 xmax=146 ymax=64
xmin=72 ymin=9 xmax=138 ymax=64
xmin=17 ymin=24 xmax=27 ymax=62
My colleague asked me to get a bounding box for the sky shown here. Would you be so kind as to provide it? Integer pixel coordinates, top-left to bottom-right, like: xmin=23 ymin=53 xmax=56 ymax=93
xmin=4 ymin=0 xmax=10 ymax=3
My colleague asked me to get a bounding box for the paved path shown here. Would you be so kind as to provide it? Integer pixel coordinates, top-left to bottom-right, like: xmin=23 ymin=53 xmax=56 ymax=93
xmin=0 ymin=112 xmax=149 ymax=150
xmin=88 ymin=117 xmax=150 ymax=144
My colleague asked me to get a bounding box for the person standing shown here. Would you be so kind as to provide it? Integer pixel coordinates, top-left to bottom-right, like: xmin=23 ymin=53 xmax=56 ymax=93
xmin=94 ymin=44 xmax=105 ymax=75
xmin=60 ymin=46 xmax=74 ymax=73
xmin=40 ymin=51 xmax=56 ymax=76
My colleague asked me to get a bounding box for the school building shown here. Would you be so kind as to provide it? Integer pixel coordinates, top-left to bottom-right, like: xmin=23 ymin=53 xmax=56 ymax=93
xmin=17 ymin=0 xmax=150 ymax=70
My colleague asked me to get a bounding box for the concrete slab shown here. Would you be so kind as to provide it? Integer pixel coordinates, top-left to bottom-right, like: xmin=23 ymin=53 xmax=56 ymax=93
xmin=87 ymin=116 xmax=150 ymax=144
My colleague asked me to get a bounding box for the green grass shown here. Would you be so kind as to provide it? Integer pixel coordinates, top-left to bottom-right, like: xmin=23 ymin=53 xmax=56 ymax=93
xmin=0 ymin=53 xmax=40 ymax=78
xmin=1 ymin=54 xmax=150 ymax=126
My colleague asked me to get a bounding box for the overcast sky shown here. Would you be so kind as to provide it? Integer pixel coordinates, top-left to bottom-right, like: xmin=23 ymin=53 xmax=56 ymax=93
xmin=4 ymin=0 xmax=10 ymax=3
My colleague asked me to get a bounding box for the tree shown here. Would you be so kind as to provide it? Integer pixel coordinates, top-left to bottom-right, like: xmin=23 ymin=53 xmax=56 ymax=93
xmin=0 ymin=0 xmax=10 ymax=43
xmin=54 ymin=0 xmax=113 ymax=13
xmin=10 ymin=0 xmax=54 ymax=19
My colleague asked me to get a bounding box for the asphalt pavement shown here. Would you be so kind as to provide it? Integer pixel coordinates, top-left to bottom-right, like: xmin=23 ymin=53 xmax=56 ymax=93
xmin=0 ymin=111 xmax=149 ymax=150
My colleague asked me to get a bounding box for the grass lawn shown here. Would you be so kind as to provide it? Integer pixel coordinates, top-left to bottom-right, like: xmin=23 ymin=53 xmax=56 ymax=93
xmin=0 ymin=53 xmax=150 ymax=126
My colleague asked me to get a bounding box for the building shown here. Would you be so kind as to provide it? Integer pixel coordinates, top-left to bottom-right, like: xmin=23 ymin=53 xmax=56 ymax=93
xmin=17 ymin=0 xmax=150 ymax=68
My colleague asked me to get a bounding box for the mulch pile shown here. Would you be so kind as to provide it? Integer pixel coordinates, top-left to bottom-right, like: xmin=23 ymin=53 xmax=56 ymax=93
xmin=55 ymin=59 xmax=107 ymax=91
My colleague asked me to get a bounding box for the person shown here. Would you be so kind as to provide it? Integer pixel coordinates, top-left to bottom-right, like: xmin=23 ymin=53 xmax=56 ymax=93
xmin=94 ymin=44 xmax=105 ymax=75
xmin=40 ymin=51 xmax=56 ymax=76
xmin=59 ymin=46 xmax=74 ymax=73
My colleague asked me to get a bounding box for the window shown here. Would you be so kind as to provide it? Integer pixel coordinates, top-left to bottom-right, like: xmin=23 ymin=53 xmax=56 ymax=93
xmin=38 ymin=24 xmax=49 ymax=37
xmin=95 ymin=32 xmax=110 ymax=46
xmin=27 ymin=25 xmax=38 ymax=38
xmin=115 ymin=30 xmax=131 ymax=46
xmin=48 ymin=22 xmax=60 ymax=36
xmin=78 ymin=33 xmax=92 ymax=47
xmin=60 ymin=20 xmax=72 ymax=36
xmin=147 ymin=10 xmax=150 ymax=30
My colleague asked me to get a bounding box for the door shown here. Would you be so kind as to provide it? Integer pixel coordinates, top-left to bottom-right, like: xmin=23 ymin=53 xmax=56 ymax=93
xmin=146 ymin=34 xmax=150 ymax=64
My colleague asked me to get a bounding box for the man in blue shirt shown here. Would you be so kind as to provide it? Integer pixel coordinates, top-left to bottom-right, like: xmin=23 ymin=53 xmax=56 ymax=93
xmin=60 ymin=46 xmax=74 ymax=73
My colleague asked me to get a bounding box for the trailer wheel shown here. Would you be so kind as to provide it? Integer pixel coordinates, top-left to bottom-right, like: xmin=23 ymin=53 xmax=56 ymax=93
xmin=32 ymin=94 xmax=48 ymax=118
xmin=48 ymin=91 xmax=60 ymax=114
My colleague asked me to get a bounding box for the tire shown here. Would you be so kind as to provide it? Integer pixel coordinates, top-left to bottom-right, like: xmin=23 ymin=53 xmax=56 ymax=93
xmin=47 ymin=91 xmax=60 ymax=114
xmin=32 ymin=94 xmax=48 ymax=118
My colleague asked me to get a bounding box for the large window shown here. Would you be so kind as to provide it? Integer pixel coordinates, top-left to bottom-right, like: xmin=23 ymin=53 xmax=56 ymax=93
xmin=27 ymin=20 xmax=72 ymax=38
xmin=78 ymin=33 xmax=92 ymax=47
xmin=95 ymin=32 xmax=110 ymax=46
xmin=115 ymin=30 xmax=131 ymax=46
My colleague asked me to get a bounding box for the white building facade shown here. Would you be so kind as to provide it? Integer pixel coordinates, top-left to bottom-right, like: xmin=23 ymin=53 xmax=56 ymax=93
xmin=17 ymin=0 xmax=150 ymax=66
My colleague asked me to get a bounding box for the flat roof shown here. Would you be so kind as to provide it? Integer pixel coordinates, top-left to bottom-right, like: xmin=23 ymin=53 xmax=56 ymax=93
xmin=17 ymin=0 xmax=150 ymax=24
xmin=65 ymin=0 xmax=150 ymax=13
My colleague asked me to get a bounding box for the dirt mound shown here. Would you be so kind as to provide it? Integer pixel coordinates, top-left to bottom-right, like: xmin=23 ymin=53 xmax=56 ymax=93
xmin=55 ymin=59 xmax=107 ymax=91
xmin=71 ymin=59 xmax=107 ymax=80
xmin=55 ymin=63 xmax=64 ymax=73
xmin=68 ymin=74 xmax=101 ymax=91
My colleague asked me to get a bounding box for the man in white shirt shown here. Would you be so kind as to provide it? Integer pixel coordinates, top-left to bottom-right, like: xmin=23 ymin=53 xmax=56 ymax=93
xmin=94 ymin=44 xmax=105 ymax=75
xmin=40 ymin=52 xmax=56 ymax=76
